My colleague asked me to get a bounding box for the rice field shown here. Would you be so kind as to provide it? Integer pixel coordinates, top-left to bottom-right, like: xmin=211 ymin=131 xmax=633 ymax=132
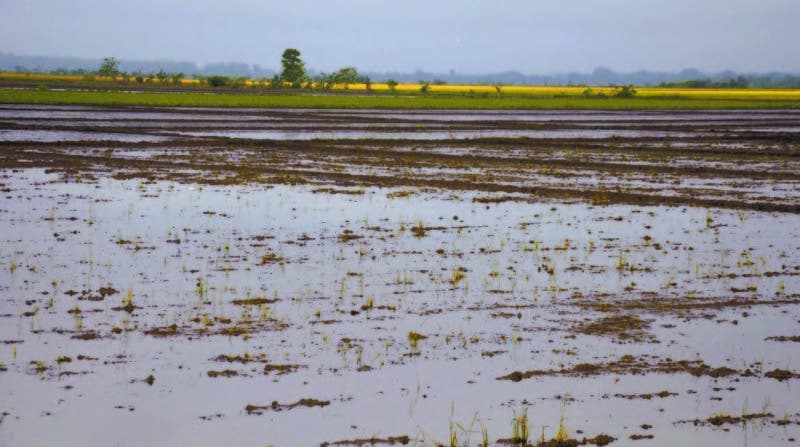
xmin=1 ymin=88 xmax=799 ymax=110
xmin=0 ymin=103 xmax=799 ymax=446
xmin=2 ymin=71 xmax=800 ymax=110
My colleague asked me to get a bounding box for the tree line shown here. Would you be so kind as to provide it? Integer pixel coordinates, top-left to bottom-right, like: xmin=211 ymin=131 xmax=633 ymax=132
xmin=94 ymin=52 xmax=409 ymax=92
xmin=657 ymin=76 xmax=749 ymax=89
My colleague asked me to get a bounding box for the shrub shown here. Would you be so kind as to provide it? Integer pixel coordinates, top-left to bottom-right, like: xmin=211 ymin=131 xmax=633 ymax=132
xmin=615 ymin=85 xmax=637 ymax=98
xmin=268 ymin=75 xmax=283 ymax=89
xmin=207 ymin=75 xmax=229 ymax=87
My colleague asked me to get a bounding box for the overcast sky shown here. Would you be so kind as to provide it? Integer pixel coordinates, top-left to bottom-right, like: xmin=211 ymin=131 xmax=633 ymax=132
xmin=1 ymin=0 xmax=797 ymax=73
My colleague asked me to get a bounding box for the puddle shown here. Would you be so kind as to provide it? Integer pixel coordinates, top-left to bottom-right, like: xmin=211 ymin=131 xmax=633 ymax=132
xmin=0 ymin=129 xmax=170 ymax=142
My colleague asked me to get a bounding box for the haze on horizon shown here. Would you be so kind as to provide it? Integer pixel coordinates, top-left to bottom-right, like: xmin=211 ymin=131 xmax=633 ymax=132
xmin=1 ymin=0 xmax=797 ymax=74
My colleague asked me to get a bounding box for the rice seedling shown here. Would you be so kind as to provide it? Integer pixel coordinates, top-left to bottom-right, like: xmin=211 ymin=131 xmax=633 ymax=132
xmin=779 ymin=411 xmax=791 ymax=426
xmin=123 ymin=290 xmax=134 ymax=307
xmin=411 ymin=221 xmax=427 ymax=238
xmin=555 ymin=413 xmax=569 ymax=443
xmin=478 ymin=419 xmax=489 ymax=447
xmin=616 ymin=251 xmax=628 ymax=271
xmin=31 ymin=360 xmax=47 ymax=374
xmin=196 ymin=276 xmax=206 ymax=299
xmin=355 ymin=346 xmax=364 ymax=370
xmin=361 ymin=297 xmax=374 ymax=311
xmin=408 ymin=331 xmax=427 ymax=348
xmin=511 ymin=407 xmax=529 ymax=444
xmin=448 ymin=410 xmax=459 ymax=447
xmin=555 ymin=397 xmax=570 ymax=443
xmin=451 ymin=269 xmax=466 ymax=286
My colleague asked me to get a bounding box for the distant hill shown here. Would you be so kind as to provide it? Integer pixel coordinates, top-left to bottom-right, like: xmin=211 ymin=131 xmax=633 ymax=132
xmin=1 ymin=52 xmax=798 ymax=87
xmin=0 ymin=52 xmax=275 ymax=78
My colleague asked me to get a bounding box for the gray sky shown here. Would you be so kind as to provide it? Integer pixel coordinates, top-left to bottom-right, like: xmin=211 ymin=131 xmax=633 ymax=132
xmin=1 ymin=0 xmax=797 ymax=73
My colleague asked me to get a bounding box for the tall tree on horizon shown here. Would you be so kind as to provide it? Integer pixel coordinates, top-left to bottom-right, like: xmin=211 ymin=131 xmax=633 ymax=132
xmin=280 ymin=48 xmax=307 ymax=88
xmin=98 ymin=57 xmax=120 ymax=80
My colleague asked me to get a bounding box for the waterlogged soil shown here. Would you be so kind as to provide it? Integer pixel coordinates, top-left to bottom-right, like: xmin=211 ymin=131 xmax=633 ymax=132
xmin=0 ymin=105 xmax=799 ymax=447
xmin=2 ymin=105 xmax=800 ymax=213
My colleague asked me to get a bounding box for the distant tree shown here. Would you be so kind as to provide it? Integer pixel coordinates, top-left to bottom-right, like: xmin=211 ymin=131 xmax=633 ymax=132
xmin=170 ymin=72 xmax=184 ymax=85
xmin=361 ymin=75 xmax=372 ymax=92
xmin=419 ymin=81 xmax=430 ymax=94
xmin=230 ymin=76 xmax=248 ymax=88
xmin=386 ymin=79 xmax=398 ymax=93
xmin=658 ymin=77 xmax=749 ymax=89
xmin=135 ymin=75 xmax=144 ymax=84
xmin=614 ymin=85 xmax=637 ymax=98
xmin=207 ymin=75 xmax=228 ymax=87
xmin=156 ymin=69 xmax=169 ymax=84
xmin=98 ymin=57 xmax=121 ymax=80
xmin=280 ymin=48 xmax=307 ymax=88
xmin=332 ymin=66 xmax=359 ymax=89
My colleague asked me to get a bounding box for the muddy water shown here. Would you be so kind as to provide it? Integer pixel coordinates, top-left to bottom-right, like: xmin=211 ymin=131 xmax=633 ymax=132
xmin=178 ymin=128 xmax=704 ymax=140
xmin=0 ymin=129 xmax=170 ymax=142
xmin=0 ymin=105 xmax=799 ymax=447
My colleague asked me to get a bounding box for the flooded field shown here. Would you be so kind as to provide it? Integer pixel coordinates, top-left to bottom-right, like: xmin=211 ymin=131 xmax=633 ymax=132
xmin=1 ymin=105 xmax=799 ymax=447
